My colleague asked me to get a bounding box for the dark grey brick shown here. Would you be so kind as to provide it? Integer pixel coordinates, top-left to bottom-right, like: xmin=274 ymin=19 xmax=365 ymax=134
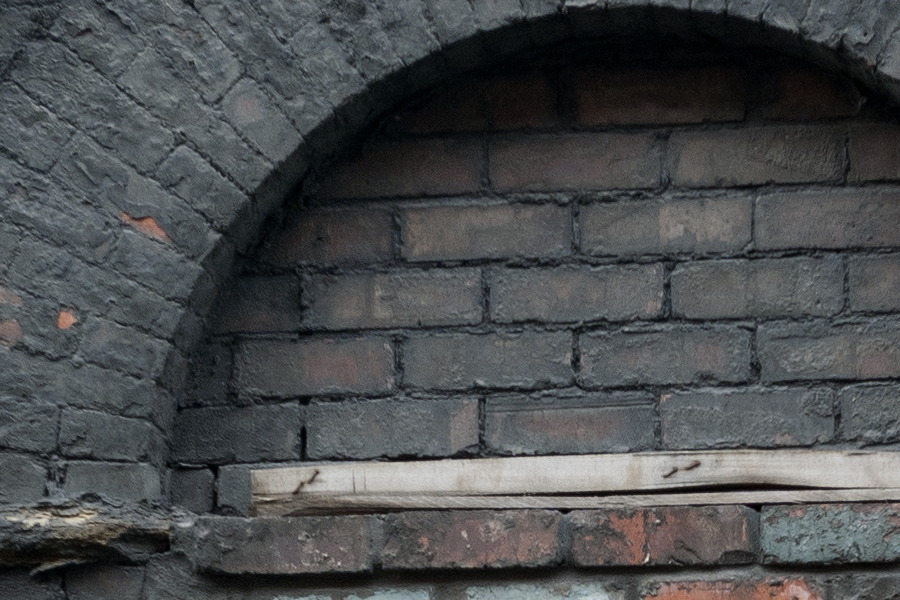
xmin=63 ymin=461 xmax=161 ymax=502
xmin=404 ymin=331 xmax=573 ymax=391
xmin=170 ymin=468 xmax=215 ymax=514
xmin=828 ymin=574 xmax=900 ymax=600
xmin=78 ymin=317 xmax=170 ymax=379
xmin=580 ymin=326 xmax=753 ymax=387
xmin=173 ymin=405 xmax=302 ymax=464
xmin=306 ymin=269 xmax=483 ymax=330
xmin=491 ymin=264 xmax=664 ymax=323
xmin=0 ymin=398 xmax=58 ymax=454
xmin=67 ymin=565 xmax=144 ymax=600
xmin=671 ymin=258 xmax=844 ymax=319
xmin=849 ymin=254 xmax=900 ymax=312
xmin=216 ymin=464 xmax=253 ymax=516
xmin=0 ymin=452 xmax=46 ymax=503
xmin=222 ymin=78 xmax=302 ymax=164
xmin=52 ymin=1 xmax=143 ymax=77
xmin=485 ymin=392 xmax=656 ymax=454
xmin=185 ymin=343 xmax=232 ymax=408
xmin=759 ymin=320 xmax=900 ymax=382
xmin=59 ymin=409 xmax=164 ymax=464
xmin=106 ymin=229 xmax=204 ymax=302
xmin=213 ymin=275 xmax=302 ymax=334
xmin=839 ymin=383 xmax=900 ymax=444
xmin=308 ymin=397 xmax=479 ymax=460
xmin=661 ymin=388 xmax=834 ymax=449
xmin=0 ymin=570 xmax=63 ymax=600
xmin=0 ymin=81 xmax=73 ymax=171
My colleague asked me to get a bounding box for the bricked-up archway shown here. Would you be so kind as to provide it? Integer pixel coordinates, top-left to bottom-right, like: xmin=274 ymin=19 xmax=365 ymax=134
xmin=1 ymin=1 xmax=900 ymax=598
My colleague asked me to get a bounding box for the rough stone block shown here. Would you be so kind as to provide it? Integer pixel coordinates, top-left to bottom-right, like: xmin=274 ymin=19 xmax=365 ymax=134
xmin=63 ymin=461 xmax=161 ymax=502
xmin=0 ymin=81 xmax=73 ymax=171
xmin=308 ymin=396 xmax=478 ymax=459
xmin=382 ymin=510 xmax=562 ymax=569
xmin=404 ymin=331 xmax=573 ymax=391
xmin=402 ymin=202 xmax=570 ymax=261
xmin=78 ymin=317 xmax=170 ymax=379
xmin=170 ymin=468 xmax=215 ymax=513
xmin=59 ymin=409 xmax=165 ymax=463
xmin=491 ymin=264 xmax=664 ymax=323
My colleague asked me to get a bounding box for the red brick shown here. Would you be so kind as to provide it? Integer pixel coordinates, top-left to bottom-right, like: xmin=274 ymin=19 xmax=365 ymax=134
xmin=318 ymin=138 xmax=483 ymax=198
xmin=568 ymin=509 xmax=647 ymax=566
xmin=580 ymin=326 xmax=752 ymax=387
xmin=669 ymin=125 xmax=845 ymax=187
xmin=756 ymin=190 xmax=900 ymax=250
xmin=487 ymin=73 xmax=559 ymax=130
xmin=849 ymin=255 xmax=900 ymax=312
xmin=259 ymin=208 xmax=393 ymax=267
xmin=760 ymin=66 xmax=862 ymax=120
xmin=849 ymin=123 xmax=900 ymax=182
xmin=580 ymin=197 xmax=752 ymax=256
xmin=236 ymin=337 xmax=394 ymax=397
xmin=402 ymin=202 xmax=570 ymax=261
xmin=381 ymin=510 xmax=562 ymax=569
xmin=574 ymin=66 xmax=745 ymax=126
xmin=305 ymin=268 xmax=482 ymax=330
xmin=491 ymin=264 xmax=664 ymax=323
xmin=490 ymin=132 xmax=661 ymax=192
xmin=404 ymin=331 xmax=573 ymax=391
xmin=190 ymin=516 xmax=371 ymax=574
xmin=643 ymin=579 xmax=823 ymax=600
xmin=213 ymin=275 xmax=301 ymax=333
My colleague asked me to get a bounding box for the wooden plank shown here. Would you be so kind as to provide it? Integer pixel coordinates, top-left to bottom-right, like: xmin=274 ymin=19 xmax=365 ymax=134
xmin=253 ymin=488 xmax=900 ymax=517
xmin=251 ymin=450 xmax=900 ymax=500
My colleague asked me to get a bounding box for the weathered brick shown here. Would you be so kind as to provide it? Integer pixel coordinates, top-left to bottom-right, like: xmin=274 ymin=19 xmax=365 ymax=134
xmin=259 ymin=208 xmax=394 ymax=267
xmin=849 ymin=255 xmax=900 ymax=312
xmin=760 ymin=66 xmax=862 ymax=119
xmin=185 ymin=343 xmax=232 ymax=408
xmin=78 ymin=318 xmax=170 ymax=379
xmin=213 ymin=275 xmax=301 ymax=334
xmin=661 ymin=388 xmax=834 ymax=449
xmin=319 ymin=139 xmax=483 ymax=198
xmin=0 ymin=398 xmax=58 ymax=453
xmin=756 ymin=190 xmax=900 ymax=249
xmin=63 ymin=462 xmax=161 ymax=502
xmin=828 ymin=574 xmax=900 ymax=600
xmin=574 ymin=66 xmax=745 ymax=125
xmin=485 ymin=392 xmax=655 ymax=454
xmin=221 ymin=78 xmax=301 ymax=164
xmin=491 ymin=132 xmax=661 ymax=192
xmin=306 ymin=269 xmax=483 ymax=330
xmin=669 ymin=125 xmax=845 ymax=187
xmin=580 ymin=197 xmax=752 ymax=256
xmin=404 ymin=331 xmax=572 ymax=391
xmin=491 ymin=264 xmax=664 ymax=323
xmin=59 ymin=410 xmax=165 ymax=464
xmin=762 ymin=503 xmax=900 ymax=564
xmin=580 ymin=327 xmax=752 ymax=387
xmin=171 ymin=468 xmax=215 ymax=513
xmin=67 ymin=566 xmax=144 ymax=600
xmin=642 ymin=579 xmax=824 ymax=600
xmin=382 ymin=510 xmax=562 ymax=569
xmin=0 ymin=452 xmax=46 ymax=503
xmin=849 ymin=123 xmax=900 ymax=182
xmin=671 ymin=258 xmax=844 ymax=319
xmin=307 ymin=397 xmax=479 ymax=459
xmin=568 ymin=509 xmax=647 ymax=566
xmin=188 ymin=516 xmax=372 ymax=574
xmin=758 ymin=320 xmax=900 ymax=382
xmin=173 ymin=404 xmax=301 ymax=464
xmin=237 ymin=337 xmax=394 ymax=397
xmin=839 ymin=383 xmax=900 ymax=443
xmin=402 ymin=203 xmax=570 ymax=261
xmin=488 ymin=73 xmax=559 ymax=130
xmin=0 ymin=81 xmax=73 ymax=172
xmin=467 ymin=583 xmax=624 ymax=600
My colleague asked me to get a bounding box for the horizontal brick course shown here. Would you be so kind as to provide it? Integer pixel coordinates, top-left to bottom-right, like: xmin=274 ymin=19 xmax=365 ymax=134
xmin=490 ymin=132 xmax=661 ymax=192
xmin=669 ymin=125 xmax=845 ymax=187
xmin=236 ymin=337 xmax=394 ymax=397
xmin=318 ymin=138 xmax=483 ymax=198
xmin=382 ymin=510 xmax=562 ymax=569
xmin=643 ymin=579 xmax=824 ymax=600
xmin=573 ymin=66 xmax=745 ymax=125
xmin=402 ymin=202 xmax=571 ymax=261
xmin=491 ymin=264 xmax=664 ymax=323
xmin=848 ymin=255 xmax=900 ymax=312
xmin=307 ymin=397 xmax=479 ymax=459
xmin=671 ymin=258 xmax=844 ymax=319
xmin=758 ymin=320 xmax=900 ymax=382
xmin=305 ymin=269 xmax=482 ymax=330
xmin=485 ymin=392 xmax=655 ymax=454
xmin=660 ymin=388 xmax=834 ymax=449
xmin=580 ymin=197 xmax=752 ymax=256
xmin=756 ymin=190 xmax=900 ymax=249
xmin=838 ymin=383 xmax=900 ymax=444
xmin=580 ymin=327 xmax=752 ymax=387
xmin=404 ymin=331 xmax=573 ymax=390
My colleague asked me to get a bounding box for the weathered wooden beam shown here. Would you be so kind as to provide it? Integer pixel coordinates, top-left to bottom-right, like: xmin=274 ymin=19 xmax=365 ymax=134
xmin=251 ymin=450 xmax=900 ymax=516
